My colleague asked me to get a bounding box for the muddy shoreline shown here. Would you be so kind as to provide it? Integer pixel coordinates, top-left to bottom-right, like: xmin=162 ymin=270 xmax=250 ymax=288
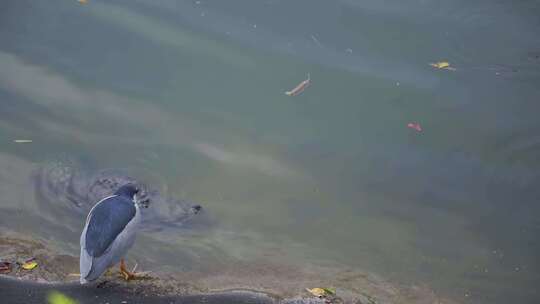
xmin=0 ymin=234 xmax=458 ymax=304
xmin=0 ymin=275 xmax=289 ymax=304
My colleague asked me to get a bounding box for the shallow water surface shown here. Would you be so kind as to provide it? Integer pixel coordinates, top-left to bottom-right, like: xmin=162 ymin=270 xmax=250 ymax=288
xmin=1 ymin=1 xmax=540 ymax=303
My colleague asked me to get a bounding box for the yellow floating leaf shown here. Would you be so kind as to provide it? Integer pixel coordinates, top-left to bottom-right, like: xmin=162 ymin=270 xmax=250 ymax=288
xmin=430 ymin=62 xmax=449 ymax=69
xmin=21 ymin=259 xmax=38 ymax=270
xmin=306 ymin=288 xmax=327 ymax=297
xmin=48 ymin=291 xmax=78 ymax=304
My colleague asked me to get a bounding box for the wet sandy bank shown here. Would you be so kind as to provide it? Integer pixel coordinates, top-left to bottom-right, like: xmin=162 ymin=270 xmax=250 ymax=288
xmin=0 ymin=234 xmax=458 ymax=304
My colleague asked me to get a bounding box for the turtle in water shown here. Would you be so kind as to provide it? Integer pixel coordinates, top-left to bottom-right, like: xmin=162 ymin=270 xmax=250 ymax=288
xmin=32 ymin=161 xmax=206 ymax=234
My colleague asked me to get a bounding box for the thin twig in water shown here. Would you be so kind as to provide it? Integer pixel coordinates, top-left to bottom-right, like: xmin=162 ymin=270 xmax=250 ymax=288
xmin=311 ymin=34 xmax=322 ymax=47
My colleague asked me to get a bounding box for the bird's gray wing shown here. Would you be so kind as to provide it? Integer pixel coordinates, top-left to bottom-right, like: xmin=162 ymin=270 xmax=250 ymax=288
xmin=84 ymin=196 xmax=136 ymax=257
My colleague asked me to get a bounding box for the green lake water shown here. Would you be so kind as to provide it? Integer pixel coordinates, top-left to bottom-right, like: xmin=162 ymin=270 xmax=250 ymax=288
xmin=1 ymin=1 xmax=539 ymax=303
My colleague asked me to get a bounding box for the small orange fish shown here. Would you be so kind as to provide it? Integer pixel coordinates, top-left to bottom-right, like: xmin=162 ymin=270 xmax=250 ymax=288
xmin=285 ymin=73 xmax=310 ymax=96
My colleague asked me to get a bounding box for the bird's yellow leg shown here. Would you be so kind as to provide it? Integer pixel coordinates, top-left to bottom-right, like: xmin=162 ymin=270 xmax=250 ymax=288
xmin=119 ymin=258 xmax=150 ymax=281
xmin=119 ymin=259 xmax=131 ymax=280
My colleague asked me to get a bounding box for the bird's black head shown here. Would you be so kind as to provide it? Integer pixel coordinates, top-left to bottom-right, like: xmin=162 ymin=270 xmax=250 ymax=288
xmin=114 ymin=183 xmax=139 ymax=200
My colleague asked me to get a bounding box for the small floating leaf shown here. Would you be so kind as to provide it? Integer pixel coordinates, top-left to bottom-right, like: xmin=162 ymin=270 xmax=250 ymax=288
xmin=430 ymin=61 xmax=450 ymax=69
xmin=285 ymin=73 xmax=311 ymax=96
xmin=429 ymin=61 xmax=456 ymax=71
xmin=407 ymin=122 xmax=422 ymax=132
xmin=306 ymin=288 xmax=328 ymax=298
xmin=47 ymin=291 xmax=78 ymax=304
xmin=21 ymin=258 xmax=38 ymax=270
xmin=77 ymin=0 xmax=88 ymax=4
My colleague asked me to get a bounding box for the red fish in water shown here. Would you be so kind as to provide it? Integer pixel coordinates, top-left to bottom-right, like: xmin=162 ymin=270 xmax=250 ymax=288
xmin=285 ymin=73 xmax=310 ymax=96
xmin=407 ymin=122 xmax=422 ymax=132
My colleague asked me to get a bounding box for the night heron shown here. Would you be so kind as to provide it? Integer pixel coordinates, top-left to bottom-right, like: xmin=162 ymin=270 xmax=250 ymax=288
xmin=80 ymin=184 xmax=146 ymax=284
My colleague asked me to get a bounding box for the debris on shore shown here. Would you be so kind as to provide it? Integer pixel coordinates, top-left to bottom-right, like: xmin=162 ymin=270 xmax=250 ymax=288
xmin=20 ymin=257 xmax=38 ymax=270
xmin=0 ymin=234 xmax=460 ymax=304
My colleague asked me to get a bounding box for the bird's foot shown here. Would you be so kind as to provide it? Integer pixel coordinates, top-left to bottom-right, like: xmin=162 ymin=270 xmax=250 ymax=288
xmin=119 ymin=259 xmax=151 ymax=281
xmin=96 ymin=280 xmax=110 ymax=288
